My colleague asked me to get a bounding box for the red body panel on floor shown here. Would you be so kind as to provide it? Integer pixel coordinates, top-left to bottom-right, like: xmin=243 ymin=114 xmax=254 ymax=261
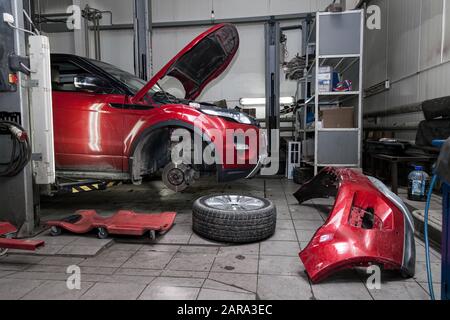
xmin=296 ymin=168 xmax=415 ymax=283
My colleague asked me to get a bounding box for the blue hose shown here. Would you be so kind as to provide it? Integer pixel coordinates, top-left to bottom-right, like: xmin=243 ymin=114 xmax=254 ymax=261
xmin=424 ymin=174 xmax=438 ymax=300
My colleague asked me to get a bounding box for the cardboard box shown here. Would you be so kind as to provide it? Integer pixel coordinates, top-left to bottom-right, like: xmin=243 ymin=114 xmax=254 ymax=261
xmin=320 ymin=107 xmax=355 ymax=129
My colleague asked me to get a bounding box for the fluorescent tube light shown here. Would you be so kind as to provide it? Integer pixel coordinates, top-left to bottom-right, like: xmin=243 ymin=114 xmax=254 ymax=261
xmin=239 ymin=97 xmax=295 ymax=106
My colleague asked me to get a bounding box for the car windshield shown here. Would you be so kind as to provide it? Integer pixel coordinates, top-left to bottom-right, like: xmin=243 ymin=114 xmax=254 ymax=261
xmin=89 ymin=59 xmax=183 ymax=104
xmin=88 ymin=59 xmax=159 ymax=95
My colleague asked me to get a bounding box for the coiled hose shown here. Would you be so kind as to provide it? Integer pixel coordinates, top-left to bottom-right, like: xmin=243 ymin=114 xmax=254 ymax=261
xmin=0 ymin=120 xmax=32 ymax=177
xmin=424 ymin=174 xmax=439 ymax=300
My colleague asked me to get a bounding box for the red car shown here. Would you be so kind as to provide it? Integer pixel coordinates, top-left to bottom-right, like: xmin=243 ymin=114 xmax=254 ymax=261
xmin=50 ymin=24 xmax=265 ymax=191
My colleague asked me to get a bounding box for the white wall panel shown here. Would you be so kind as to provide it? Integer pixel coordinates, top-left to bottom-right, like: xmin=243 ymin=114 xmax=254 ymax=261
xmin=38 ymin=0 xmax=72 ymax=13
xmin=152 ymin=0 xmax=212 ymax=23
xmin=364 ymin=91 xmax=387 ymax=114
xmin=388 ymin=75 xmax=419 ymax=108
xmin=98 ymin=30 xmax=134 ymax=73
xmin=268 ymin=0 xmax=312 ymax=15
xmin=212 ymin=0 xmax=270 ymax=19
xmin=363 ymin=0 xmax=450 ymax=140
xmin=419 ymin=0 xmax=443 ymax=69
xmin=443 ymin=0 xmax=450 ymax=61
xmin=387 ymin=0 xmax=421 ymax=82
xmin=90 ymin=0 xmax=134 ymax=24
xmin=48 ymin=32 xmax=75 ymax=54
xmin=419 ymin=61 xmax=450 ymax=101
xmin=364 ymin=0 xmax=388 ymax=88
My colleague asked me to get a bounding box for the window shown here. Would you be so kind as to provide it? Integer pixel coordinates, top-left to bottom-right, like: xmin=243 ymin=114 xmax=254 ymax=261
xmin=51 ymin=60 xmax=90 ymax=92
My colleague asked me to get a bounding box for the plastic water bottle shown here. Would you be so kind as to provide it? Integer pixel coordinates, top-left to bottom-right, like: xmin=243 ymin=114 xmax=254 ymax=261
xmin=408 ymin=166 xmax=430 ymax=202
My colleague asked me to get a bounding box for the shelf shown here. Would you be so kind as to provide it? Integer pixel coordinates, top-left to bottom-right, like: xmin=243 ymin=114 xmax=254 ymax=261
xmin=318 ymin=56 xmax=360 ymax=74
xmin=317 ymin=128 xmax=358 ymax=132
xmin=301 ymin=160 xmax=315 ymax=166
xmin=319 ymin=54 xmax=360 ymax=59
xmin=317 ymin=91 xmax=360 ymax=104
xmin=316 ymin=163 xmax=359 ymax=168
xmin=296 ymin=10 xmax=364 ymax=175
xmin=318 ymin=91 xmax=360 ymax=96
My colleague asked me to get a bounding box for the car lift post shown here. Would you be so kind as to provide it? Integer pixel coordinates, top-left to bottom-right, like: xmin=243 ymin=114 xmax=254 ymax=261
xmin=0 ymin=0 xmax=37 ymax=236
xmin=264 ymin=18 xmax=280 ymax=153
xmin=133 ymin=0 xmax=152 ymax=80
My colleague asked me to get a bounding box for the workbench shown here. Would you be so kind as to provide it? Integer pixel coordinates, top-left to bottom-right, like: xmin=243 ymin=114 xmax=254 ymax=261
xmin=367 ymin=154 xmax=436 ymax=195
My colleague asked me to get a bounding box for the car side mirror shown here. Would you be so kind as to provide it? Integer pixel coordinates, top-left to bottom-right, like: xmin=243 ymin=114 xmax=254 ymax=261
xmin=74 ymin=75 xmax=113 ymax=93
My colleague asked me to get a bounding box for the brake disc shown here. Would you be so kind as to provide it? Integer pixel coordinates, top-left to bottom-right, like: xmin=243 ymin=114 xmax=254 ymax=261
xmin=162 ymin=163 xmax=196 ymax=192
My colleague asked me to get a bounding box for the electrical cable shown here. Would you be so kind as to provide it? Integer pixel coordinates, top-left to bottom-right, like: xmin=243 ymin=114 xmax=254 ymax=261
xmin=424 ymin=174 xmax=439 ymax=300
xmin=0 ymin=121 xmax=32 ymax=177
xmin=20 ymin=62 xmax=32 ymax=74
xmin=23 ymin=9 xmax=40 ymax=36
xmin=7 ymin=22 xmax=37 ymax=36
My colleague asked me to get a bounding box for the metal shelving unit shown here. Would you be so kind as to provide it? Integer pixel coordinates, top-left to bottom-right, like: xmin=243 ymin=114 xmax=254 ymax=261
xmin=297 ymin=10 xmax=364 ymax=175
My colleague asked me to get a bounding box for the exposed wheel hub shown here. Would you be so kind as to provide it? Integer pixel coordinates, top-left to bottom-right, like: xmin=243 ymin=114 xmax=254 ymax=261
xmin=167 ymin=168 xmax=185 ymax=187
xmin=162 ymin=163 xmax=199 ymax=192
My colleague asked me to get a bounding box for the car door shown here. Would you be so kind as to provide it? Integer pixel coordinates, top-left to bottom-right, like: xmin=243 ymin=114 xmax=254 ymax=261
xmin=51 ymin=59 xmax=126 ymax=173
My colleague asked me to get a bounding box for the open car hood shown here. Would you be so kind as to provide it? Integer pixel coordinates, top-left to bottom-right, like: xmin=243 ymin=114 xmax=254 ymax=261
xmin=132 ymin=23 xmax=239 ymax=103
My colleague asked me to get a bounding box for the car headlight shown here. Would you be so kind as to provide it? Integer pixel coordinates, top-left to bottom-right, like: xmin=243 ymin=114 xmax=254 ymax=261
xmin=200 ymin=107 xmax=253 ymax=125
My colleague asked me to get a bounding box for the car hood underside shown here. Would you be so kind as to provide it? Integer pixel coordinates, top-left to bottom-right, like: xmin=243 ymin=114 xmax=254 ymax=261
xmin=133 ymin=24 xmax=239 ymax=103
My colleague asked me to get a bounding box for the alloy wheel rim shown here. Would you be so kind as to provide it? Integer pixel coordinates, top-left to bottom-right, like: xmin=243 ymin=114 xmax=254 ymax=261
xmin=204 ymin=195 xmax=265 ymax=211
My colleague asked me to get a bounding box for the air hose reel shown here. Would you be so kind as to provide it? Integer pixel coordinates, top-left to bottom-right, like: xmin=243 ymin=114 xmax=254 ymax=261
xmin=0 ymin=120 xmax=32 ymax=177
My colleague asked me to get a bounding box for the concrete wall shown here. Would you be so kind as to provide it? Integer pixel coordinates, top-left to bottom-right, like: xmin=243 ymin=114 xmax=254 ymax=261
xmin=364 ymin=0 xmax=450 ymax=141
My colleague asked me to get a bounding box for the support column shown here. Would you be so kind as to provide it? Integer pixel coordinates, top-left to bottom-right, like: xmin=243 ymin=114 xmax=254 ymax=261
xmin=73 ymin=0 xmax=88 ymax=57
xmin=265 ymin=19 xmax=280 ymax=150
xmin=133 ymin=0 xmax=152 ymax=80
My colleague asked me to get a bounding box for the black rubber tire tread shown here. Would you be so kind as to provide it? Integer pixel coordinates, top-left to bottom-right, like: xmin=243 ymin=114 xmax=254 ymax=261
xmin=192 ymin=195 xmax=277 ymax=243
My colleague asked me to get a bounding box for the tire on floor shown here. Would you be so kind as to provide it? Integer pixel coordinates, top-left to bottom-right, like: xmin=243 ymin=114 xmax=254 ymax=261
xmin=192 ymin=195 xmax=277 ymax=243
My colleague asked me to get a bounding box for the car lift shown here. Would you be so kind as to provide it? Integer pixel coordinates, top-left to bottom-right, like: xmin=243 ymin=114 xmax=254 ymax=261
xmin=0 ymin=0 xmax=38 ymax=236
xmin=0 ymin=222 xmax=45 ymax=256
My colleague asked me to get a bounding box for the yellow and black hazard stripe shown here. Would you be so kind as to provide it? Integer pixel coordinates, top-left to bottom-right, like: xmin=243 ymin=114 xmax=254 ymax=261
xmin=57 ymin=180 xmax=124 ymax=195
xmin=106 ymin=181 xmax=123 ymax=188
xmin=71 ymin=183 xmax=105 ymax=194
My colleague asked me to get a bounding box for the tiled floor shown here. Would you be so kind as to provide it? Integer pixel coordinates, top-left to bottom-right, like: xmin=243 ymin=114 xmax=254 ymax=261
xmin=0 ymin=177 xmax=442 ymax=300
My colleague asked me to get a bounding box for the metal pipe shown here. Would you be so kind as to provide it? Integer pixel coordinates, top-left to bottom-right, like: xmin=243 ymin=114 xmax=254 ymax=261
xmin=363 ymin=103 xmax=422 ymax=119
xmin=281 ymin=25 xmax=303 ymax=31
xmin=84 ymin=16 xmax=90 ymax=57
xmin=364 ymin=126 xmax=418 ymax=131
xmin=91 ymin=12 xmax=313 ymax=31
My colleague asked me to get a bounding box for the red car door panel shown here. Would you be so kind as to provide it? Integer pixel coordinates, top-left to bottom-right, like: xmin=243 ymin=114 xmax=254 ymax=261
xmin=53 ymin=91 xmax=126 ymax=172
